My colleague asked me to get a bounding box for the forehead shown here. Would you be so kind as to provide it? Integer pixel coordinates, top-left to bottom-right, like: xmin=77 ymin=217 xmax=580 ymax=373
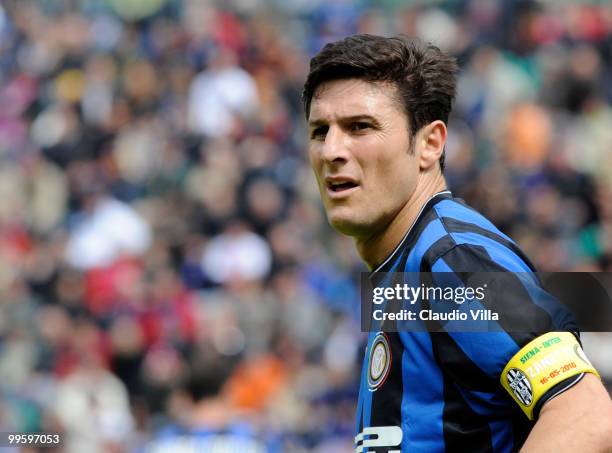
xmin=309 ymin=78 xmax=404 ymax=122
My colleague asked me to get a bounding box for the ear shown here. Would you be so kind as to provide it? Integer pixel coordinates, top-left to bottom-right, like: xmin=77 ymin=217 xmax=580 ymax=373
xmin=417 ymin=120 xmax=447 ymax=171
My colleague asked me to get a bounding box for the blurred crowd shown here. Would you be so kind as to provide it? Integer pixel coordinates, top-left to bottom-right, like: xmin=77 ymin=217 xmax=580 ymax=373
xmin=0 ymin=0 xmax=611 ymax=451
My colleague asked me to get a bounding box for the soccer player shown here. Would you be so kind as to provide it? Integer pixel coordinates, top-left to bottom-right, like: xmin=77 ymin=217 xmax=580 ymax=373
xmin=303 ymin=35 xmax=612 ymax=451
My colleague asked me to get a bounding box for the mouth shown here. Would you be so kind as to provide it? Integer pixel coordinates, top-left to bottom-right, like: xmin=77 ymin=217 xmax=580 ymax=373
xmin=328 ymin=181 xmax=358 ymax=192
xmin=325 ymin=178 xmax=359 ymax=198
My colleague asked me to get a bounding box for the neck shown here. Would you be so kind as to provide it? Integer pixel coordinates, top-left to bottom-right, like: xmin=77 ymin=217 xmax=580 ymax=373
xmin=355 ymin=172 xmax=447 ymax=270
xmin=191 ymin=396 xmax=235 ymax=429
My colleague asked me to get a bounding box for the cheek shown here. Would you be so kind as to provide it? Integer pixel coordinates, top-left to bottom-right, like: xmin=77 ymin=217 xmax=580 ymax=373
xmin=308 ymin=147 xmax=322 ymax=177
xmin=366 ymin=149 xmax=416 ymax=199
xmin=371 ymin=151 xmax=408 ymax=187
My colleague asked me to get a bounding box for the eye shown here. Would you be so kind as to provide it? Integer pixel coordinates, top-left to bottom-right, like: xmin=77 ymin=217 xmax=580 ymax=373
xmin=310 ymin=125 xmax=328 ymax=140
xmin=351 ymin=121 xmax=372 ymax=132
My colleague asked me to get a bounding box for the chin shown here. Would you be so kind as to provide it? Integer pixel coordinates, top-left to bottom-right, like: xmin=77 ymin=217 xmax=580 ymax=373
xmin=328 ymin=212 xmax=370 ymax=237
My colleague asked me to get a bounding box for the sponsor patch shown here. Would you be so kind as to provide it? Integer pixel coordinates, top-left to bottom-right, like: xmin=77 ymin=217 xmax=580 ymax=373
xmin=355 ymin=426 xmax=402 ymax=453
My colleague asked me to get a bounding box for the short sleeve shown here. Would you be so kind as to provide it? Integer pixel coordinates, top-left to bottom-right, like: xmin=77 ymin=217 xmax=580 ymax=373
xmin=426 ymin=244 xmax=599 ymax=419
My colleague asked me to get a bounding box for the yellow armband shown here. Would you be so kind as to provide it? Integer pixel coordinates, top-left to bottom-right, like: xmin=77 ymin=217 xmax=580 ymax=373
xmin=500 ymin=332 xmax=600 ymax=420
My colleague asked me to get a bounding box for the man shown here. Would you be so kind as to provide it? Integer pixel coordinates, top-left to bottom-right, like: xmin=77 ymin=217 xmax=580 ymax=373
xmin=145 ymin=355 xmax=276 ymax=453
xmin=303 ymin=34 xmax=612 ymax=452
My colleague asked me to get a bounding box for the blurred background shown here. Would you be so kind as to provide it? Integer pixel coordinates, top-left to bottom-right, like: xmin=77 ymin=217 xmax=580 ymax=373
xmin=0 ymin=0 xmax=611 ymax=451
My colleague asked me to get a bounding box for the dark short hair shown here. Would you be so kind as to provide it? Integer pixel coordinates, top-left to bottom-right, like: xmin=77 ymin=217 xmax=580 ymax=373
xmin=303 ymin=34 xmax=458 ymax=170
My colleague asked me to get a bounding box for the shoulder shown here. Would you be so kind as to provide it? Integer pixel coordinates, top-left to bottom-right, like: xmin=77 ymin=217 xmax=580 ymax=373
xmin=376 ymin=192 xmax=535 ymax=274
xmin=414 ymin=197 xmax=536 ymax=273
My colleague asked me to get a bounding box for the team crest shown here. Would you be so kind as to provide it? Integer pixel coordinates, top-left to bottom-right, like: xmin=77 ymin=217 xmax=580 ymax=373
xmin=506 ymin=368 xmax=533 ymax=406
xmin=368 ymin=333 xmax=391 ymax=390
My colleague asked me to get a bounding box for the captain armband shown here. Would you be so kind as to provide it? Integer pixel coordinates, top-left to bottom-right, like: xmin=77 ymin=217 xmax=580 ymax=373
xmin=500 ymin=332 xmax=600 ymax=420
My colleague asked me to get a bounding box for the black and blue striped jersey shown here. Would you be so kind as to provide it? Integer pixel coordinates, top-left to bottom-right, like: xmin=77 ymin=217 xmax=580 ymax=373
xmin=355 ymin=190 xmax=585 ymax=452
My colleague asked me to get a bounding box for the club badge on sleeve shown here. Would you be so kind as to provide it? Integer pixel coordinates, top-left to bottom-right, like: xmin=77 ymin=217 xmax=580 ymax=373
xmin=368 ymin=333 xmax=392 ymax=391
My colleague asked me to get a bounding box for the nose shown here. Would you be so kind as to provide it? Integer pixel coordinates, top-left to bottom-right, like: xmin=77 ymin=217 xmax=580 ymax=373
xmin=321 ymin=125 xmax=349 ymax=164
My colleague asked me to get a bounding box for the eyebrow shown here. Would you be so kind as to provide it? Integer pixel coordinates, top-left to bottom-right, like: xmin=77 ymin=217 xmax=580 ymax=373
xmin=308 ymin=114 xmax=380 ymax=128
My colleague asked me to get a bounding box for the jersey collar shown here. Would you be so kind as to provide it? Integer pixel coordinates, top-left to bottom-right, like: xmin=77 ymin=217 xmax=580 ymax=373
xmin=370 ymin=190 xmax=453 ymax=275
